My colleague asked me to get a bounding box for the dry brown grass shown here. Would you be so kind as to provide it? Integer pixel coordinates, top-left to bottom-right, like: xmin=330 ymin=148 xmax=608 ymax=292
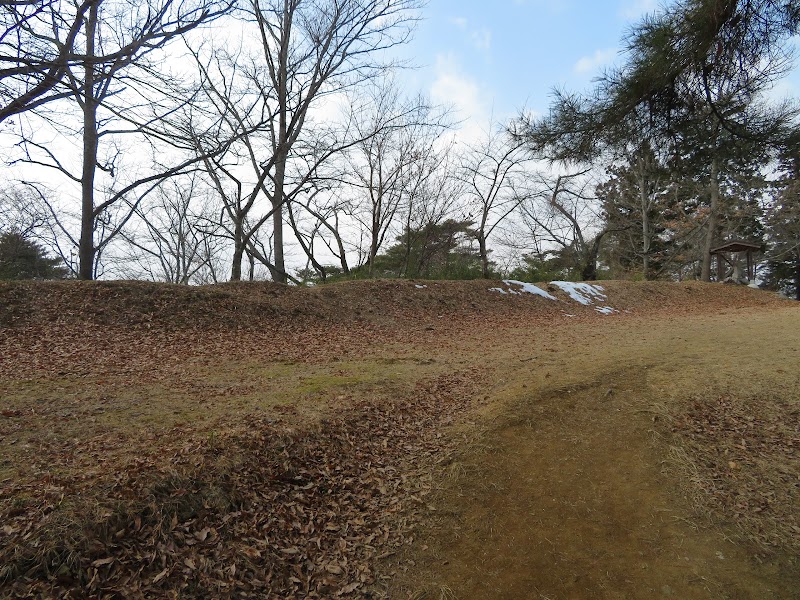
xmin=386 ymin=295 xmax=800 ymax=599
xmin=667 ymin=392 xmax=800 ymax=557
xmin=0 ymin=367 xmax=486 ymax=597
xmin=0 ymin=278 xmax=797 ymax=598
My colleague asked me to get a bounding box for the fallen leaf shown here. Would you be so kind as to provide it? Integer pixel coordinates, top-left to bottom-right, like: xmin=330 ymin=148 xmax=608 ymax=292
xmin=91 ymin=557 xmax=114 ymax=567
xmin=152 ymin=568 xmax=169 ymax=584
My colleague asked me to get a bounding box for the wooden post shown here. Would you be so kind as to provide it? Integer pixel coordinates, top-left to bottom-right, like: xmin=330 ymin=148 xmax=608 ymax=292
xmin=716 ymin=252 xmax=725 ymax=281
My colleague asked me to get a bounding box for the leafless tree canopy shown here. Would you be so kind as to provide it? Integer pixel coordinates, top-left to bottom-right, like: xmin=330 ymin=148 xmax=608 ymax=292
xmin=0 ymin=0 xmax=233 ymax=123
xmin=2 ymin=1 xmax=797 ymax=286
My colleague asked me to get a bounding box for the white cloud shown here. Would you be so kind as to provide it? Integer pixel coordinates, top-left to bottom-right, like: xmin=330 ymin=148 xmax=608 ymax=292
xmin=430 ymin=54 xmax=491 ymax=143
xmin=470 ymin=29 xmax=492 ymax=51
xmin=431 ymin=55 xmax=484 ymax=115
xmin=573 ymin=48 xmax=618 ymax=75
xmin=619 ymin=0 xmax=658 ymax=20
xmin=448 ymin=16 xmax=492 ymax=53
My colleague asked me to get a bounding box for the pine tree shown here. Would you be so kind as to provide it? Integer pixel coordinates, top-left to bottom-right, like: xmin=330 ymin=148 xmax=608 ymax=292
xmin=0 ymin=232 xmax=69 ymax=280
xmin=514 ymin=1 xmax=795 ymax=281
xmin=762 ymin=143 xmax=800 ymax=299
xmin=374 ymin=219 xmax=484 ymax=280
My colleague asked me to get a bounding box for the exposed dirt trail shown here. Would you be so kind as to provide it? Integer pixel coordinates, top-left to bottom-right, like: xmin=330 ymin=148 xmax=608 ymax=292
xmin=393 ymin=306 xmax=800 ymax=599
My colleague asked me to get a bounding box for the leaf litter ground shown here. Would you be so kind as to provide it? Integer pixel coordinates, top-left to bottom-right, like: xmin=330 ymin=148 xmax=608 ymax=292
xmin=0 ymin=279 xmax=797 ymax=598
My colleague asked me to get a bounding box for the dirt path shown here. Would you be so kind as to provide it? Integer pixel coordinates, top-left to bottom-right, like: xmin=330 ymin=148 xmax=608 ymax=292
xmin=392 ymin=305 xmax=800 ymax=599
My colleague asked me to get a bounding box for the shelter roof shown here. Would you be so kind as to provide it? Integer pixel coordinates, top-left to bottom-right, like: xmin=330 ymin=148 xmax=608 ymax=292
xmin=710 ymin=240 xmax=762 ymax=254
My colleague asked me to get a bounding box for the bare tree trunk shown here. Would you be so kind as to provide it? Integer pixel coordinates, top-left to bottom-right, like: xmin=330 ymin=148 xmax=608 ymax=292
xmin=368 ymin=194 xmax=381 ymax=277
xmin=701 ymin=155 xmax=719 ymax=282
xmin=582 ymin=240 xmax=600 ymax=281
xmin=638 ymin=157 xmax=651 ymax=280
xmin=271 ymin=154 xmax=287 ymax=283
xmin=271 ymin=201 xmax=285 ymax=281
xmin=581 ymin=229 xmax=613 ymax=281
xmin=401 ymin=211 xmax=414 ymax=277
xmin=231 ymin=217 xmax=245 ymax=280
xmin=478 ymin=232 xmax=489 ymax=278
xmin=79 ymin=3 xmax=98 ymax=280
xmin=368 ymin=235 xmax=379 ymax=277
xmin=582 ymin=263 xmax=597 ymax=281
xmin=794 ymin=252 xmax=800 ymax=301
xmin=332 ymin=213 xmax=350 ymax=275
xmin=269 ymin=3 xmax=290 ymax=284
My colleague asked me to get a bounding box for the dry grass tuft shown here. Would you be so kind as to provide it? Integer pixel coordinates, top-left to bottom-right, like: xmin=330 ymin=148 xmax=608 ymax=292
xmin=409 ymin=584 xmax=457 ymax=600
xmin=667 ymin=392 xmax=800 ymax=557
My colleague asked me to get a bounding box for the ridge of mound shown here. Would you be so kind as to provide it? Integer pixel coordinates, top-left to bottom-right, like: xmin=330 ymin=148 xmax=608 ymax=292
xmin=0 ymin=278 xmax=788 ymax=329
xmin=0 ymin=277 xmax=796 ymax=598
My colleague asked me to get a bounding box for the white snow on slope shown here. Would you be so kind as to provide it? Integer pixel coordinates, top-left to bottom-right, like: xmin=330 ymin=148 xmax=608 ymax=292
xmin=501 ymin=280 xmax=558 ymax=300
xmin=550 ymin=281 xmax=606 ymax=305
xmin=488 ymin=279 xmax=619 ymax=316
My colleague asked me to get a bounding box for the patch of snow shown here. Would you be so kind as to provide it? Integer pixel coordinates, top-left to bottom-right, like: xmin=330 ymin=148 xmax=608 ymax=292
xmin=490 ymin=279 xmax=619 ymax=315
xmin=414 ymin=284 xmax=428 ymax=289
xmin=550 ymin=281 xmax=606 ymax=305
xmin=502 ymin=280 xmax=557 ymax=300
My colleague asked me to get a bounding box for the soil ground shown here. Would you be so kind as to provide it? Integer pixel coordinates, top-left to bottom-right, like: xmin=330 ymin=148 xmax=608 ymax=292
xmin=0 ymin=279 xmax=798 ymax=598
xmin=395 ymin=307 xmax=800 ymax=599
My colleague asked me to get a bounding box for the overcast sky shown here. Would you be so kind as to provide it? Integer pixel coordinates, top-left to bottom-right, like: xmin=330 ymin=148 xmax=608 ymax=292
xmin=395 ymin=0 xmax=800 ymax=139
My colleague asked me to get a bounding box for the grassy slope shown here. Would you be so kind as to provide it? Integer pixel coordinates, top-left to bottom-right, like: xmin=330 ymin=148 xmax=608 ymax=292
xmin=0 ymin=279 xmax=797 ymax=598
xmin=397 ymin=302 xmax=800 ymax=599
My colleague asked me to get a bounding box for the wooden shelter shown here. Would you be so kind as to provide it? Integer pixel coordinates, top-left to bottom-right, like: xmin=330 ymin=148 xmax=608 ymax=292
xmin=710 ymin=240 xmax=762 ymax=283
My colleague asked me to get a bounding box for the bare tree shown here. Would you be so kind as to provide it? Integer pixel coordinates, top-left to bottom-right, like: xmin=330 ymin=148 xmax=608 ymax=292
xmin=459 ymin=127 xmax=531 ymax=278
xmin=520 ymin=170 xmax=616 ymax=281
xmin=394 ymin=138 xmax=463 ymax=277
xmin=177 ymin=42 xmax=278 ymax=281
xmin=337 ymin=81 xmax=452 ymax=275
xmin=283 ymin=92 xmax=456 ymax=282
xmin=238 ymin=0 xmax=422 ymax=282
xmin=0 ymin=184 xmax=51 ymax=238
xmin=287 ymin=184 xmax=353 ymax=280
xmin=184 ymin=0 xmax=421 ymax=282
xmin=118 ymin=175 xmax=225 ymax=283
xmin=6 ymin=0 xmax=234 ymax=279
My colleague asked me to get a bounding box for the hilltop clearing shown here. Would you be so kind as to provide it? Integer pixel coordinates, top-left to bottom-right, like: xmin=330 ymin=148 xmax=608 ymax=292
xmin=0 ymin=279 xmax=797 ymax=598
